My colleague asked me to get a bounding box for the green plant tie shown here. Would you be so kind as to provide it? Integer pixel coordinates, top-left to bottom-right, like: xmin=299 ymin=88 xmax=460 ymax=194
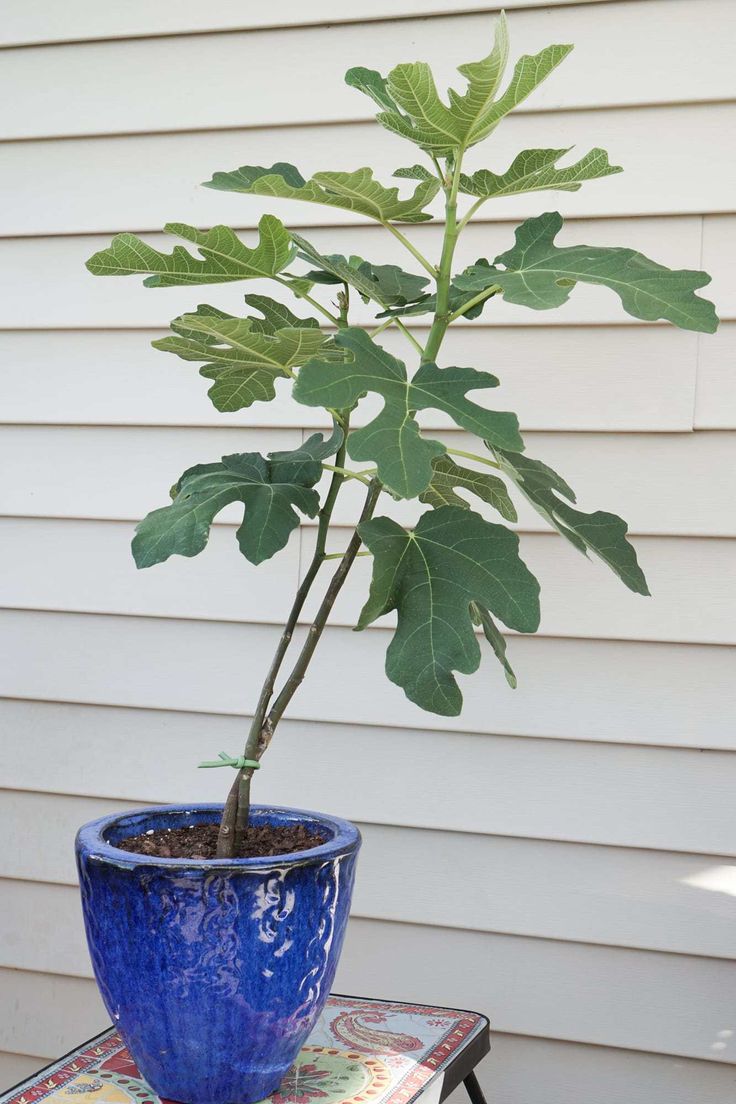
xmin=198 ymin=752 xmax=261 ymax=770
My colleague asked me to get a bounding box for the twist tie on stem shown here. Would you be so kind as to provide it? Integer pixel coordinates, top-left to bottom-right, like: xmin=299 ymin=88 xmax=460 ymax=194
xmin=198 ymin=752 xmax=261 ymax=770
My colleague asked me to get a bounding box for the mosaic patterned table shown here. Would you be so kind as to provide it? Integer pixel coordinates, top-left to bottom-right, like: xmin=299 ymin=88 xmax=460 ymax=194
xmin=1 ymin=995 xmax=490 ymax=1104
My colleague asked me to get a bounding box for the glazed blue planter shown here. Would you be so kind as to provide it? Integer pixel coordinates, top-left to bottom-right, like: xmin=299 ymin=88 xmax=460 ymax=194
xmin=76 ymin=804 xmax=360 ymax=1104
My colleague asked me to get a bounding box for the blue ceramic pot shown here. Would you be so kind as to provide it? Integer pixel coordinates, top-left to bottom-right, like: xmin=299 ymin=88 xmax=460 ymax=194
xmin=76 ymin=803 xmax=360 ymax=1104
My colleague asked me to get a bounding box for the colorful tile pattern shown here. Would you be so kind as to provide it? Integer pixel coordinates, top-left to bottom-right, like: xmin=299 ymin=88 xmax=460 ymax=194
xmin=2 ymin=996 xmax=487 ymax=1104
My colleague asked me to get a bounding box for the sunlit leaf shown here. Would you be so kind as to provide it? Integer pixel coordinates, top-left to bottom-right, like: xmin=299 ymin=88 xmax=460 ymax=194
xmin=86 ymin=215 xmax=294 ymax=287
xmin=459 ymin=147 xmax=622 ymax=199
xmin=204 ymin=162 xmax=440 ymax=223
xmin=153 ymin=303 xmax=333 ymax=413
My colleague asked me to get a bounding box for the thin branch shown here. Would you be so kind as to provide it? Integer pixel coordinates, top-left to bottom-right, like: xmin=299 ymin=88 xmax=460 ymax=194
xmin=265 ymin=479 xmax=382 ymax=731
xmin=447 ymin=284 xmax=501 ymax=324
xmin=274 ymin=274 xmax=341 ymax=326
xmin=447 ymin=447 xmax=501 ymax=469
xmin=381 ymin=221 xmax=437 ymax=277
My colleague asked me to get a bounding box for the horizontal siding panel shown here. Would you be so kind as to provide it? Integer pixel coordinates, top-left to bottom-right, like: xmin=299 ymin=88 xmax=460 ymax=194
xmin=0 ymin=1053 xmax=47 ymax=1088
xmin=4 ymin=518 xmax=735 ymax=646
xmin=0 ymin=969 xmax=108 ymax=1060
xmin=1 ymin=611 xmax=734 ymax=749
xmin=0 ymin=218 xmax=713 ymax=329
xmin=6 ymin=914 xmax=734 ymax=1063
xmin=3 ymin=103 xmax=735 ymax=237
xmin=1 ymin=1 xmax=609 ymax=48
xmin=2 ymin=702 xmax=732 ymax=854
xmin=304 ymin=530 xmax=736 ymax=645
xmin=0 ymin=325 xmax=699 ymax=433
xmin=2 ymin=818 xmax=734 ymax=959
xmin=4 ymin=425 xmax=734 ymax=538
xmin=476 ymin=1034 xmax=736 ymax=1104
xmin=696 ymin=323 xmax=736 ymax=428
xmin=1 ymin=3 xmax=733 ymax=140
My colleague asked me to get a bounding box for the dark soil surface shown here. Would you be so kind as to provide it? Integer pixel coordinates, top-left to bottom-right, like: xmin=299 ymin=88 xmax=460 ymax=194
xmin=118 ymin=822 xmax=326 ymax=860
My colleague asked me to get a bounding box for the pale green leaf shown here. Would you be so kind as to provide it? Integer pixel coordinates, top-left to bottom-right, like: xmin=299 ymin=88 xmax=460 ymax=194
xmin=459 ymin=147 xmax=622 ymax=200
xmin=204 ymin=162 xmax=440 ymax=224
xmin=356 ymin=506 xmax=540 ymax=714
xmin=393 ymin=165 xmax=436 ymax=183
xmin=86 ymin=215 xmax=294 ymax=287
xmin=454 ymin=212 xmax=718 ymax=333
xmin=419 ymin=455 xmax=517 ymax=521
xmin=294 ymin=327 xmax=523 ymax=498
xmin=447 ymin=11 xmax=510 ymax=141
xmin=153 ymin=303 xmax=333 ymax=413
xmin=492 ymin=445 xmax=650 ymax=595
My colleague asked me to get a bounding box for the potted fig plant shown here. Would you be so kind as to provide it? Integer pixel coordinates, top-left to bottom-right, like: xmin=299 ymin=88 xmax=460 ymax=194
xmin=76 ymin=13 xmax=717 ymax=1104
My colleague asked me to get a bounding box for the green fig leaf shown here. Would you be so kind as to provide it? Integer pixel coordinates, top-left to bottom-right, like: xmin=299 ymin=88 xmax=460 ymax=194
xmin=153 ymin=304 xmax=334 ymax=413
xmin=459 ymin=147 xmax=622 ymax=199
xmin=132 ymin=430 xmax=341 ymax=569
xmin=419 ymin=455 xmax=517 ymax=521
xmin=454 ymin=212 xmax=718 ymax=333
xmin=204 ymin=163 xmax=440 ymax=224
xmin=291 ymin=233 xmax=429 ymax=308
xmin=356 ymin=506 xmax=540 ymax=714
xmin=86 ymin=215 xmax=294 ymax=287
xmin=492 ymin=445 xmax=650 ymax=595
xmin=294 ymin=327 xmax=523 ymax=498
xmin=470 ymin=601 xmax=518 ymax=688
xmin=360 ymin=14 xmax=571 ymax=156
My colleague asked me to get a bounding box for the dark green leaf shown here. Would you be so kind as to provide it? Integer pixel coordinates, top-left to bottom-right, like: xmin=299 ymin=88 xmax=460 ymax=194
xmin=492 ymin=446 xmax=650 ymax=595
xmin=292 ymin=233 xmax=428 ymax=308
xmin=357 ymin=506 xmax=540 ymax=714
xmin=419 ymin=455 xmax=517 ymax=520
xmin=459 ymin=147 xmax=622 ymax=199
xmin=132 ymin=432 xmax=340 ymax=569
xmin=86 ymin=215 xmax=294 ymax=287
xmin=455 ymin=212 xmax=718 ymax=333
xmin=345 ymin=67 xmax=402 ymax=113
xmin=294 ymin=327 xmax=523 ymax=498
xmin=204 ymin=162 xmax=440 ymax=223
xmin=471 ymin=601 xmax=517 ymax=688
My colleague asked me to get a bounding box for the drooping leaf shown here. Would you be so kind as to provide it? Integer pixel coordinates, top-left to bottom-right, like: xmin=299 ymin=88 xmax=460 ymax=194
xmin=454 ymin=212 xmax=718 ymax=333
xmin=291 ymin=233 xmax=429 ymax=308
xmin=470 ymin=601 xmax=517 ymax=688
xmin=360 ymin=16 xmax=571 ymax=156
xmin=294 ymin=327 xmax=523 ymax=498
xmin=153 ymin=303 xmax=334 ymax=413
xmin=204 ymin=163 xmax=440 ymax=223
xmin=377 ymin=280 xmax=492 ymax=321
xmin=491 ymin=445 xmax=650 ymax=595
xmin=419 ymin=455 xmax=517 ymax=521
xmin=459 ymin=147 xmax=622 ymax=199
xmin=356 ymin=506 xmax=540 ymax=714
xmin=132 ymin=430 xmax=341 ymax=569
xmin=86 ymin=215 xmax=294 ymax=287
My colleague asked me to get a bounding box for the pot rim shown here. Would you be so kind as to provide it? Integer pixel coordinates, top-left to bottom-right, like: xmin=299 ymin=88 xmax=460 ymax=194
xmin=75 ymin=802 xmax=361 ymax=869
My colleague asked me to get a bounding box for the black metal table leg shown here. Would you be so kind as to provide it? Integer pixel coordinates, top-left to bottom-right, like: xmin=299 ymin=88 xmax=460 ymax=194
xmin=463 ymin=1070 xmax=488 ymax=1104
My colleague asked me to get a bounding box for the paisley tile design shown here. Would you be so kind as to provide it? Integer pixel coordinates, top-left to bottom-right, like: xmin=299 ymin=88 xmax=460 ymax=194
xmin=1 ymin=996 xmax=487 ymax=1104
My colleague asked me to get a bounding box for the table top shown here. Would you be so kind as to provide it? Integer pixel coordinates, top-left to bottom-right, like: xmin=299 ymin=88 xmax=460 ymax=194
xmin=2 ymin=995 xmax=490 ymax=1104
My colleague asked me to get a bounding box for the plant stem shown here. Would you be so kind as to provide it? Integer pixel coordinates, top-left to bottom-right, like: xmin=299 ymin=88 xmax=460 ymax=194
xmin=216 ymin=417 xmax=350 ymax=857
xmin=264 ymin=478 xmax=382 ymax=733
xmin=447 ymin=447 xmax=501 ymax=469
xmin=381 ymin=222 xmax=437 ymax=277
xmin=447 ymin=284 xmax=501 ymax=324
xmin=422 ymin=153 xmax=464 ymax=363
xmin=275 ymin=275 xmax=341 ymax=326
xmin=322 ymin=463 xmax=374 ymax=486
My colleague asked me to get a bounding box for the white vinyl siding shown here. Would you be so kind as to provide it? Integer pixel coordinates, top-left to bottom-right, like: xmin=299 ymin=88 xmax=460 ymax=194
xmin=1 ymin=3 xmax=735 ymax=1102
